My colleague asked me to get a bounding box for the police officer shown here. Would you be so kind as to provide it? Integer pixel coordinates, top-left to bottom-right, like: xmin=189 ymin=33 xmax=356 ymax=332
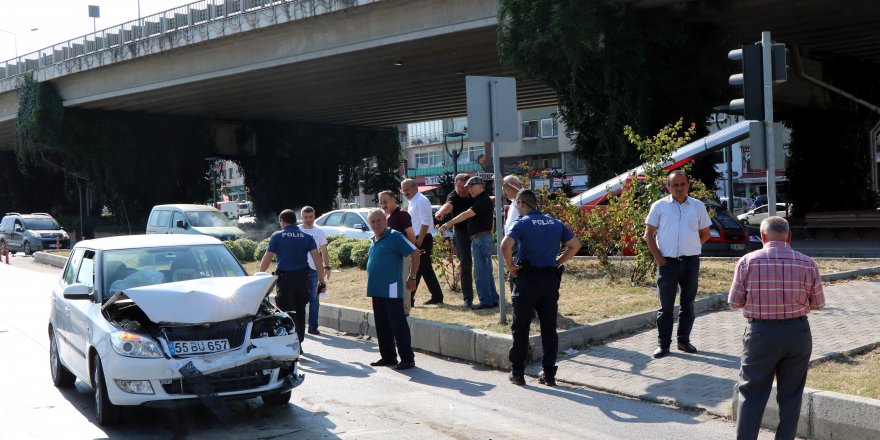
xmin=501 ymin=189 xmax=581 ymax=387
xmin=259 ymin=209 xmax=326 ymax=349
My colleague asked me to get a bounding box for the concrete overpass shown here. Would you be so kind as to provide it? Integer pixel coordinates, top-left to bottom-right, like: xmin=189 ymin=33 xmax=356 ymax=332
xmin=1 ymin=0 xmax=879 ymax=152
xmin=0 ymin=0 xmax=557 ymax=151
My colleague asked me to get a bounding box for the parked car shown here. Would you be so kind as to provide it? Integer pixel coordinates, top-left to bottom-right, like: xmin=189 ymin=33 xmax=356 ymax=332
xmin=314 ymin=208 xmax=373 ymax=239
xmin=738 ymin=203 xmax=791 ymax=226
xmin=146 ymin=204 xmax=247 ymax=241
xmin=0 ymin=212 xmax=70 ymax=255
xmin=702 ymin=202 xmax=751 ymax=257
xmin=49 ymin=234 xmax=302 ymax=424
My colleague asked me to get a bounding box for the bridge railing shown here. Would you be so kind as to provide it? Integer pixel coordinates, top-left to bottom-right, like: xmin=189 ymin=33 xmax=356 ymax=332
xmin=0 ymin=0 xmax=368 ymax=81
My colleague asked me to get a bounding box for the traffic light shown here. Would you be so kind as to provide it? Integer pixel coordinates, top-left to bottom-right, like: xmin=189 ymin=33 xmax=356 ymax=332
xmin=728 ymin=44 xmax=764 ymax=121
xmin=728 ymin=43 xmax=787 ymax=121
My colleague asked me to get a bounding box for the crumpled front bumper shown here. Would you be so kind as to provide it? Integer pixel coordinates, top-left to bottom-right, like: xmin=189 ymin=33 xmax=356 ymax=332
xmin=100 ymin=333 xmax=302 ymax=406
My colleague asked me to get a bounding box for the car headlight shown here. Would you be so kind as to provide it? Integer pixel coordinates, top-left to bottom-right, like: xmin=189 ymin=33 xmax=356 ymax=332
xmin=709 ymin=229 xmax=721 ymax=238
xmin=31 ymin=231 xmax=42 ymax=238
xmin=61 ymin=231 xmax=69 ymax=239
xmin=110 ymin=331 xmax=164 ymax=358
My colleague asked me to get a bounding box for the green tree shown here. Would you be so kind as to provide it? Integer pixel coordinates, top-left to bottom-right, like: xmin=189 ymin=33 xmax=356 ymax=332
xmin=497 ymin=0 xmax=725 ymax=185
xmin=586 ymin=119 xmax=713 ymax=283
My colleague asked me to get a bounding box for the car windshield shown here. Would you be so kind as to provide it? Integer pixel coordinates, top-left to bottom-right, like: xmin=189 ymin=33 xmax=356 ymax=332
xmin=714 ymin=211 xmax=744 ymax=230
xmin=24 ymin=218 xmax=61 ymax=230
xmin=184 ymin=210 xmax=231 ymax=227
xmin=102 ymin=244 xmax=246 ymax=298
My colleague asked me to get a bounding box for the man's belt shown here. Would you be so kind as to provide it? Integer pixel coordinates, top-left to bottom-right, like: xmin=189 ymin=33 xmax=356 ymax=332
xmin=663 ymin=255 xmax=699 ymax=261
xmin=747 ymin=316 xmax=807 ymax=323
xmin=470 ymin=231 xmax=492 ymax=240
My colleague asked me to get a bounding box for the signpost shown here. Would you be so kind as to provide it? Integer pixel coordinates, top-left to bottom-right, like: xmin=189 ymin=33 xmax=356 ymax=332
xmin=466 ymin=76 xmax=517 ymax=324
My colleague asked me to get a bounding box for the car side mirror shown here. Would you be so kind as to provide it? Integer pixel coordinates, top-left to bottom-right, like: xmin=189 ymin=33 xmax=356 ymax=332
xmin=353 ymin=223 xmax=368 ymax=231
xmin=62 ymin=283 xmax=93 ymax=300
xmin=176 ymin=220 xmax=188 ymax=229
xmin=14 ymin=225 xmax=22 ymax=232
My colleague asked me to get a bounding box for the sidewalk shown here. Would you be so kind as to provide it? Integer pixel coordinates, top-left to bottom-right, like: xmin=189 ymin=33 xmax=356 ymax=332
xmin=537 ymin=279 xmax=880 ymax=418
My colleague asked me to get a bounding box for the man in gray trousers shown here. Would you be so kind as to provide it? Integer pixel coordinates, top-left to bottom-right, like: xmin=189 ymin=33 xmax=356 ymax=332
xmin=728 ymin=216 xmax=826 ymax=440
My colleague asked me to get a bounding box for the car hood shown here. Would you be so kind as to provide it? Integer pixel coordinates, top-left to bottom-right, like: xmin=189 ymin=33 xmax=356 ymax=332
xmin=102 ymin=275 xmax=277 ymax=324
xmin=191 ymin=226 xmax=246 ymax=237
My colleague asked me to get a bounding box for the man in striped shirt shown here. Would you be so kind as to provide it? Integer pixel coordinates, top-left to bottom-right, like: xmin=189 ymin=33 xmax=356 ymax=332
xmin=728 ymin=216 xmax=825 ymax=440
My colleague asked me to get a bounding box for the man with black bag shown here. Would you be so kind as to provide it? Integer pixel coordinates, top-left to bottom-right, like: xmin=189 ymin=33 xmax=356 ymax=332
xmin=501 ymin=189 xmax=581 ymax=387
xmin=259 ymin=209 xmax=326 ymax=351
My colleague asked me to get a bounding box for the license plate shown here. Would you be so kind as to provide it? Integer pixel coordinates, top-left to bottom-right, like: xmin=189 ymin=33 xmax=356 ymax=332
xmin=172 ymin=339 xmax=229 ymax=355
xmin=49 ymin=243 xmax=60 ymax=249
xmin=730 ymin=244 xmax=745 ymax=250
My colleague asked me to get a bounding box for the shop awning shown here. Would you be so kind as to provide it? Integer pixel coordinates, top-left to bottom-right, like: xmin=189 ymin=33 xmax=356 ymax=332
xmin=417 ymin=184 xmax=439 ymax=193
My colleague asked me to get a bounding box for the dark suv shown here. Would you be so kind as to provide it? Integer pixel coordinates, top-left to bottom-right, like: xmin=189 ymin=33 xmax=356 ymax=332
xmin=0 ymin=213 xmax=70 ymax=255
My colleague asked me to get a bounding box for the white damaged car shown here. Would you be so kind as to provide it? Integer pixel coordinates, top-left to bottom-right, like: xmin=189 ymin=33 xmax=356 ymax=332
xmin=49 ymin=234 xmax=302 ymax=425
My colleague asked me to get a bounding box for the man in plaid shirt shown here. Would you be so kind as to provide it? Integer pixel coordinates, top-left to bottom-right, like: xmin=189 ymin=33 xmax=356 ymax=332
xmin=728 ymin=216 xmax=825 ymax=440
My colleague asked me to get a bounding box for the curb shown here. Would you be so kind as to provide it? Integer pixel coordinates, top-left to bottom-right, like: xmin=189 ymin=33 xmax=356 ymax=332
xmin=731 ymin=385 xmax=880 ymax=439
xmin=316 ymin=293 xmax=727 ymax=371
xmin=34 ymin=252 xmax=67 ymax=268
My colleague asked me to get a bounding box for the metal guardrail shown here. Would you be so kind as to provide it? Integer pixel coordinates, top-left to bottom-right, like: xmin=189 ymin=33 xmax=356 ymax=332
xmin=0 ymin=0 xmax=368 ymax=81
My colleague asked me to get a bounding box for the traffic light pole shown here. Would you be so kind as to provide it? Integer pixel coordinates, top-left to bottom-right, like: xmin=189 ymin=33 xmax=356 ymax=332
xmin=761 ymin=31 xmax=777 ymax=217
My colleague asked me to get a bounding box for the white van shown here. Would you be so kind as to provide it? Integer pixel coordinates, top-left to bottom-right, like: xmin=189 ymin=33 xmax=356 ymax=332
xmin=216 ymin=201 xmax=239 ymax=219
xmin=238 ymin=201 xmax=254 ymax=216
xmin=146 ymin=204 xmax=247 ymax=241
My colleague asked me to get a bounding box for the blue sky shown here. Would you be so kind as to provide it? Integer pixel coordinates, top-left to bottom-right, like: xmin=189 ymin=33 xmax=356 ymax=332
xmin=1 ymin=0 xmax=189 ymax=61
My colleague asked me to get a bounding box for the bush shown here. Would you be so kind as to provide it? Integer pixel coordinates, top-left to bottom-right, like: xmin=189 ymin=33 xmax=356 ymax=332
xmin=234 ymin=238 xmax=258 ymax=262
xmin=328 ymin=237 xmax=370 ymax=268
xmin=350 ymin=240 xmax=372 ymax=270
xmin=224 ymin=240 xmax=247 ymax=262
xmin=254 ymin=237 xmax=270 ymax=261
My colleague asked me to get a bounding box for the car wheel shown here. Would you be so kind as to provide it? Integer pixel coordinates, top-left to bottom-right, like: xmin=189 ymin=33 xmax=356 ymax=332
xmin=92 ymin=355 xmax=122 ymax=425
xmin=23 ymin=240 xmax=33 ymax=256
xmin=50 ymin=330 xmax=76 ymax=388
xmin=262 ymin=390 xmax=292 ymax=406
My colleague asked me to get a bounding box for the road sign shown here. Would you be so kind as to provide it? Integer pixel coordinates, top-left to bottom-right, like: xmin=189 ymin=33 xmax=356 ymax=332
xmin=465 ymin=76 xmax=518 ymax=142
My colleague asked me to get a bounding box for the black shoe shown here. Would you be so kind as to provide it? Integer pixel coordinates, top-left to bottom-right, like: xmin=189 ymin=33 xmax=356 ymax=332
xmin=677 ymin=342 xmax=698 ymax=354
xmin=538 ymin=372 xmax=556 ymax=387
xmin=395 ymin=360 xmax=416 ymax=370
xmin=509 ymin=371 xmax=526 ymax=386
xmin=307 ymin=327 xmax=320 ymax=335
xmin=472 ymin=303 xmax=497 ymax=310
xmin=424 ymin=298 xmax=443 ymax=305
xmin=463 ymin=300 xmax=473 ymax=308
xmin=653 ymin=346 xmax=670 ymax=359
xmin=370 ymin=358 xmax=398 ymax=367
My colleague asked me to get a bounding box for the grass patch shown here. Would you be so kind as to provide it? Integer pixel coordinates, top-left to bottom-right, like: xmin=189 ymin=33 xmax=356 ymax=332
xmin=244 ymin=257 xmax=879 ymax=334
xmin=808 ymin=345 xmax=880 ymax=400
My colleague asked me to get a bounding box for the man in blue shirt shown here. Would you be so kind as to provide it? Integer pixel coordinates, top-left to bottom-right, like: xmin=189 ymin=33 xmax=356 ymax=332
xmin=365 ymin=208 xmax=420 ymax=370
xmin=501 ymin=189 xmax=581 ymax=387
xmin=260 ymin=209 xmax=326 ymax=348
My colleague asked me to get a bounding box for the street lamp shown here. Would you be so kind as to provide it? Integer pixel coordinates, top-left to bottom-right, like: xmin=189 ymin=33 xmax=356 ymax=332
xmin=0 ymin=28 xmax=38 ymax=58
xmin=442 ymin=131 xmax=466 ymax=176
xmin=205 ymin=156 xmax=221 ymax=207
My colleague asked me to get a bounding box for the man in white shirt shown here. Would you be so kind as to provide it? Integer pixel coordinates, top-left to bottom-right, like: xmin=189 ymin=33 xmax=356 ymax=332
xmin=643 ymin=170 xmax=711 ymax=359
xmin=502 ymin=175 xmax=524 ymax=236
xmin=400 ymin=179 xmax=444 ymax=305
xmin=300 ymin=206 xmax=331 ymax=335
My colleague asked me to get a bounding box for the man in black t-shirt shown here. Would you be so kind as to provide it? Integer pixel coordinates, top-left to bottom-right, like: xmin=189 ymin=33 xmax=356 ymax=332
xmin=435 ymin=174 xmax=474 ymax=307
xmin=439 ymin=176 xmax=499 ymax=310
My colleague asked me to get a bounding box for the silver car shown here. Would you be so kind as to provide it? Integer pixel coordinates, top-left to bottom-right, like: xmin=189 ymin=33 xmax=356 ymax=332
xmin=49 ymin=234 xmax=302 ymax=425
xmin=314 ymin=208 xmax=374 ymax=239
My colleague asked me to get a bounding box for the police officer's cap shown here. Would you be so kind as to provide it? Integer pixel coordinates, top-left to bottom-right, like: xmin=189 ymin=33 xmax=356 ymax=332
xmin=465 ymin=176 xmax=484 ymax=187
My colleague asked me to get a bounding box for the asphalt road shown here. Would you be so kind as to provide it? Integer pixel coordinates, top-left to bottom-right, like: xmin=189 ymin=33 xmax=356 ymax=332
xmin=0 ymin=257 xmax=769 ymax=440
